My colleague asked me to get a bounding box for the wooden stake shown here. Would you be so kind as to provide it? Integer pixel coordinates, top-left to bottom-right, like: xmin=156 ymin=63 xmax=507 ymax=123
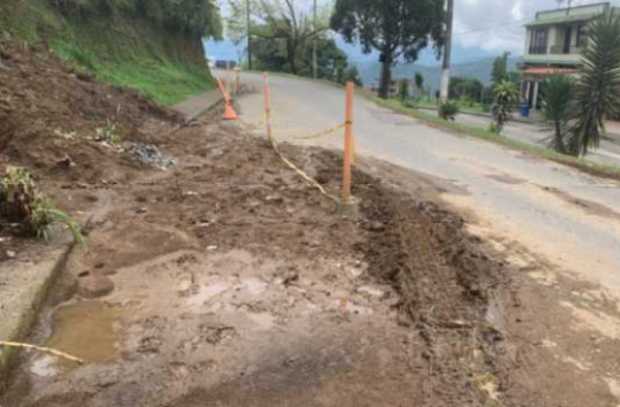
xmin=263 ymin=72 xmax=273 ymax=143
xmin=0 ymin=341 xmax=84 ymax=364
xmin=341 ymin=82 xmax=354 ymax=204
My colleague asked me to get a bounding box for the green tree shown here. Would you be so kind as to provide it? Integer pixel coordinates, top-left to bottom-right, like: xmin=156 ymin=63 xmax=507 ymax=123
xmin=491 ymin=51 xmax=510 ymax=85
xmin=414 ymin=72 xmax=424 ymax=97
xmin=491 ymin=80 xmax=519 ymax=134
xmin=449 ymin=76 xmax=483 ymax=102
xmin=227 ymin=0 xmax=329 ymax=74
xmin=398 ymin=79 xmax=409 ymax=101
xmin=330 ymin=0 xmax=445 ymax=99
xmin=341 ymin=66 xmax=363 ymax=86
xmin=570 ymin=10 xmax=620 ymax=156
xmin=542 ymin=75 xmax=574 ymax=154
xmin=300 ymin=37 xmax=345 ymax=78
xmin=507 ymin=70 xmax=521 ymax=86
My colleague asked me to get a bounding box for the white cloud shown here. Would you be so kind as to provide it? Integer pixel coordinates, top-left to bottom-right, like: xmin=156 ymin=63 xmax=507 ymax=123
xmin=453 ymin=0 xmax=619 ymax=54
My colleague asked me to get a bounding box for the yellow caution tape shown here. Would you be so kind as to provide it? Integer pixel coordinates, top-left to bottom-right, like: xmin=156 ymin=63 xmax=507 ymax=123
xmin=293 ymin=123 xmax=346 ymax=140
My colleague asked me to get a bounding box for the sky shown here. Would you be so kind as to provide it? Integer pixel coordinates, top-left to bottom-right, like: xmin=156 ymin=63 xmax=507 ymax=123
xmin=209 ymin=0 xmax=620 ymax=66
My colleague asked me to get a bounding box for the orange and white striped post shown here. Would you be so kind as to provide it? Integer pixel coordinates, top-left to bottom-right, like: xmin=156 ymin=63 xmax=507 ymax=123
xmin=341 ymin=81 xmax=354 ymax=204
xmin=263 ymin=72 xmax=273 ymax=143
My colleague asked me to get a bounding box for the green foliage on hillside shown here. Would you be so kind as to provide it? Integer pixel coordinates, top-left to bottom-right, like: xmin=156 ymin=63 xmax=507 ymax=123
xmin=51 ymin=0 xmax=222 ymax=37
xmin=0 ymin=0 xmax=222 ymax=105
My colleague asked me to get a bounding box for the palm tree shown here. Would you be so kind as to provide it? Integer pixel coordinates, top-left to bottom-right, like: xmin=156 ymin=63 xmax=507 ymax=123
xmin=541 ymin=75 xmax=574 ymax=154
xmin=570 ymin=10 xmax=620 ymax=156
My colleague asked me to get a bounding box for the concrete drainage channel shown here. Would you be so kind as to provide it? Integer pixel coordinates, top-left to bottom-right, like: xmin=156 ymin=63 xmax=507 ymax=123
xmin=0 ymin=239 xmax=74 ymax=391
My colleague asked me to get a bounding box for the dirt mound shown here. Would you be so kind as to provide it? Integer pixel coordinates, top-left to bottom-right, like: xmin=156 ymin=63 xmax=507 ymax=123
xmin=0 ymin=41 xmax=181 ymax=183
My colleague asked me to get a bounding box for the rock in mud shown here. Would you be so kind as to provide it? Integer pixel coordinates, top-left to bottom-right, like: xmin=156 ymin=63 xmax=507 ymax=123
xmin=126 ymin=142 xmax=176 ymax=169
xmin=78 ymin=274 xmax=115 ymax=298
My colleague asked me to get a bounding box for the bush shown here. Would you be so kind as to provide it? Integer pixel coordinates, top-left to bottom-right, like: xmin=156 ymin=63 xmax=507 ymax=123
xmin=0 ymin=167 xmax=84 ymax=243
xmin=491 ymin=80 xmax=519 ymax=134
xmin=438 ymin=101 xmax=459 ymax=121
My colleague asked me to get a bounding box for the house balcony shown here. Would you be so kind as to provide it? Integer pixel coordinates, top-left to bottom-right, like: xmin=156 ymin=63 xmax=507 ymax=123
xmin=523 ymin=44 xmax=583 ymax=66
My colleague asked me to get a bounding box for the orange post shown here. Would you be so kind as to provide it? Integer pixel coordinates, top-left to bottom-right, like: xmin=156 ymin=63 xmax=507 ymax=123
xmin=341 ymin=82 xmax=354 ymax=204
xmin=263 ymin=72 xmax=273 ymax=142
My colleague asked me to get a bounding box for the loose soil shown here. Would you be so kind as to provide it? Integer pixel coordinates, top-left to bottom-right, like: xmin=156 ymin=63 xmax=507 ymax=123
xmin=3 ymin=40 xmax=617 ymax=407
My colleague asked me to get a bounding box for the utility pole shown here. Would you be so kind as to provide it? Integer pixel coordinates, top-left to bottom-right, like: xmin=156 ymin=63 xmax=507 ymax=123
xmin=440 ymin=0 xmax=454 ymax=102
xmin=313 ymin=0 xmax=318 ymax=79
xmin=246 ymin=0 xmax=252 ymax=70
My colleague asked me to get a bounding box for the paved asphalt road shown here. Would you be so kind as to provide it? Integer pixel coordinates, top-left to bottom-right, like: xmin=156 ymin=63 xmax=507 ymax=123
xmin=232 ymin=71 xmax=620 ymax=302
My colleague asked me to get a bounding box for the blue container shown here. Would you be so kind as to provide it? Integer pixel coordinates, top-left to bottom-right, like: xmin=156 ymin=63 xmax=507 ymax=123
xmin=519 ymin=103 xmax=530 ymax=118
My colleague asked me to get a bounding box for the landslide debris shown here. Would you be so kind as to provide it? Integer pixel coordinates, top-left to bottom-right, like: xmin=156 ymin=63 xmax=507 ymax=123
xmin=0 ymin=40 xmax=509 ymax=407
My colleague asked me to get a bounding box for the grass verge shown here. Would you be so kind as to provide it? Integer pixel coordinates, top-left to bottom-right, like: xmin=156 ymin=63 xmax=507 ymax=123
xmin=52 ymin=40 xmax=214 ymax=106
xmin=369 ymin=95 xmax=620 ymax=181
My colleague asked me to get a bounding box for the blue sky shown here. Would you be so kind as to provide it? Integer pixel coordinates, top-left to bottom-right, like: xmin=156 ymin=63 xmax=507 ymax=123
xmin=208 ymin=0 xmax=619 ymax=66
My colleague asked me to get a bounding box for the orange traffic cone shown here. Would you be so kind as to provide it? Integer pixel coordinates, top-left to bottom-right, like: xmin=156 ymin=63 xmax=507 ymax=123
xmin=217 ymin=77 xmax=238 ymax=121
xmin=223 ymin=99 xmax=238 ymax=121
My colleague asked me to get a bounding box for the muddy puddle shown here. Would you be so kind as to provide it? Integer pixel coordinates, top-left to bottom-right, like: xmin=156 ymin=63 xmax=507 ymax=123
xmin=32 ymin=301 xmax=122 ymax=377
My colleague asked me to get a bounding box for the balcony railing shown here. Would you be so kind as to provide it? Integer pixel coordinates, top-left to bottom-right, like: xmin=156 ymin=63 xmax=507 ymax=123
xmin=528 ymin=45 xmax=548 ymax=55
xmin=549 ymin=45 xmax=583 ymax=55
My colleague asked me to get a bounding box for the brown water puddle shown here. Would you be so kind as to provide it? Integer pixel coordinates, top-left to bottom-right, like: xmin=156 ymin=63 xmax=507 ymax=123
xmin=45 ymin=301 xmax=121 ymax=369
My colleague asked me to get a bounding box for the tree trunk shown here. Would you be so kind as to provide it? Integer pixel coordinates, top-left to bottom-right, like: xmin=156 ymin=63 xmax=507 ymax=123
xmin=378 ymin=54 xmax=392 ymax=99
xmin=287 ymin=39 xmax=298 ymax=75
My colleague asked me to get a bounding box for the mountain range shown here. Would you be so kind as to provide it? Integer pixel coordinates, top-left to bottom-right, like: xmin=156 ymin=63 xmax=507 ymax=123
xmin=203 ymin=39 xmax=522 ymax=91
xmin=353 ymin=57 xmax=522 ymax=92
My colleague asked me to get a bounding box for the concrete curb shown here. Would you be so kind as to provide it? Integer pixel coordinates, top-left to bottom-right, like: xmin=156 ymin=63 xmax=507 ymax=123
xmin=0 ymin=241 xmax=74 ymax=391
xmin=416 ymin=106 xmax=540 ymax=125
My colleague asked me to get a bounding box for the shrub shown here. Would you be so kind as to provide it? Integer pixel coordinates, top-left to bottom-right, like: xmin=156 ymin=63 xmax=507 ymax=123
xmin=0 ymin=167 xmax=84 ymax=244
xmin=438 ymin=101 xmax=459 ymax=121
xmin=491 ymin=80 xmax=519 ymax=134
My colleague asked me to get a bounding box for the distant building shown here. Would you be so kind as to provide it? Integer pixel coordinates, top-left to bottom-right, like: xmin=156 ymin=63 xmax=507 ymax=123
xmin=520 ymin=2 xmax=615 ymax=110
xmin=203 ymin=39 xmax=242 ymax=70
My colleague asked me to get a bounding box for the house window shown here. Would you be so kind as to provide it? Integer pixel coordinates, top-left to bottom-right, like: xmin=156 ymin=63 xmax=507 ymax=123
xmin=576 ymin=24 xmax=587 ymax=48
xmin=529 ymin=28 xmax=548 ymax=54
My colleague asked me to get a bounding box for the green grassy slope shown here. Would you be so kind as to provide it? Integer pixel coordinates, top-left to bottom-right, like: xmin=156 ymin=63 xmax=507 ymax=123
xmin=0 ymin=0 xmax=215 ymax=105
